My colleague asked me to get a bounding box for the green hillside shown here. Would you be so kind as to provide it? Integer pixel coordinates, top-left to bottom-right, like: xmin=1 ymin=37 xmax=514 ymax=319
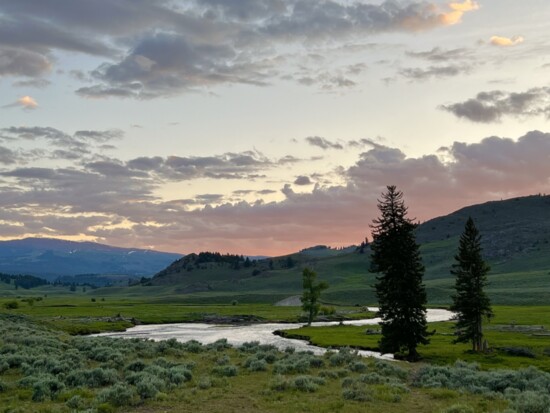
xmin=120 ymin=195 xmax=550 ymax=306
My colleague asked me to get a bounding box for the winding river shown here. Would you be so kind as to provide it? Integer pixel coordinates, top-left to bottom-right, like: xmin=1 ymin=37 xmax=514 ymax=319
xmin=98 ymin=308 xmax=454 ymax=361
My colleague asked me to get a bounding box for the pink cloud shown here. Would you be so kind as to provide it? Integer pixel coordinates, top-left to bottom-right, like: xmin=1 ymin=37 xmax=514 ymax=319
xmin=93 ymin=131 xmax=550 ymax=255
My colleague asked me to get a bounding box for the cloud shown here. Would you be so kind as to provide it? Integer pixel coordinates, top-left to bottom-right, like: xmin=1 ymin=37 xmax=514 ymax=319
xmin=399 ymin=64 xmax=471 ymax=81
xmin=306 ymin=136 xmax=344 ymax=150
xmin=0 ymin=0 xmax=479 ymax=98
xmin=3 ymin=96 xmax=39 ymax=110
xmin=0 ymin=47 xmax=52 ymax=78
xmin=12 ymin=79 xmax=51 ymax=88
xmin=406 ymin=47 xmax=471 ymax=62
xmin=294 ymin=176 xmax=312 ymax=186
xmin=440 ymin=87 xmax=550 ymax=123
xmin=490 ymin=36 xmax=525 ymax=47
xmin=442 ymin=0 xmax=479 ymax=25
xmin=0 ymin=129 xmax=548 ymax=255
xmin=0 ymin=126 xmax=123 ymax=161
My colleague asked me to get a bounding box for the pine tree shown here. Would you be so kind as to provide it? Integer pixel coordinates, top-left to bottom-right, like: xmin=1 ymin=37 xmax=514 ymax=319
xmin=450 ymin=217 xmax=493 ymax=352
xmin=301 ymin=267 xmax=328 ymax=326
xmin=370 ymin=185 xmax=430 ymax=361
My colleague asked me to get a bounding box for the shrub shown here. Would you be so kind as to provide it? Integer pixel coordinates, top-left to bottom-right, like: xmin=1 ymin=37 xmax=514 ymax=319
xmin=0 ymin=379 xmax=6 ymax=392
xmin=65 ymin=368 xmax=116 ymax=388
xmin=374 ymin=360 xmax=408 ymax=380
xmin=240 ymin=341 xmax=261 ymax=353
xmin=166 ymin=366 xmax=193 ymax=385
xmin=0 ymin=360 xmax=9 ymax=373
xmin=125 ymin=360 xmax=146 ymax=372
xmin=135 ymin=374 xmax=165 ymax=399
xmin=270 ymin=375 xmax=288 ymax=391
xmin=216 ymin=355 xmax=230 ymax=366
xmin=198 ymin=376 xmax=212 ymax=390
xmin=441 ymin=404 xmax=476 ymax=413
xmin=342 ymin=381 xmax=374 ymax=402
xmin=292 ymin=375 xmax=324 ymax=392
xmin=32 ymin=375 xmax=65 ymax=401
xmin=212 ymin=365 xmax=238 ymax=377
xmin=359 ymin=372 xmax=387 ymax=385
xmin=183 ymin=340 xmax=203 ymax=353
xmin=66 ymin=395 xmax=84 ymax=409
xmin=3 ymin=301 xmax=19 ymax=309
xmin=349 ymin=361 xmax=368 ymax=373
xmin=500 ymin=347 xmax=536 ymax=359
xmin=329 ymin=348 xmax=357 ymax=366
xmin=207 ymin=338 xmax=231 ymax=352
xmin=246 ymin=358 xmax=267 ymax=372
xmin=319 ymin=370 xmax=338 ymax=379
xmin=509 ymin=390 xmax=550 ymax=413
xmin=97 ymin=383 xmax=136 ymax=407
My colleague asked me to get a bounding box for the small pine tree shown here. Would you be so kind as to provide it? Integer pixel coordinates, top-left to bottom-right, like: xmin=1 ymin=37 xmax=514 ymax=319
xmin=370 ymin=185 xmax=430 ymax=361
xmin=301 ymin=268 xmax=328 ymax=326
xmin=450 ymin=217 xmax=493 ymax=352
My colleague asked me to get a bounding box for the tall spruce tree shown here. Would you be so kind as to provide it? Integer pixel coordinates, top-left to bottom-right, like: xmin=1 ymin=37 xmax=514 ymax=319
xmin=370 ymin=185 xmax=430 ymax=361
xmin=450 ymin=217 xmax=493 ymax=352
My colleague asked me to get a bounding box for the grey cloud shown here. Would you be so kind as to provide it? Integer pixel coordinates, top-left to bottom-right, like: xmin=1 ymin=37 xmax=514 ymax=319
xmin=80 ymin=32 xmax=271 ymax=98
xmin=306 ymin=136 xmax=344 ymax=150
xmin=399 ymin=64 xmax=471 ymax=81
xmin=0 ymin=126 xmax=123 ymax=163
xmin=1 ymin=0 xmax=475 ymax=98
xmin=74 ymin=129 xmax=124 ymax=142
xmin=406 ymin=47 xmax=471 ymax=62
xmin=13 ymin=79 xmax=51 ymax=88
xmin=260 ymin=1 xmax=463 ymax=41
xmin=257 ymin=189 xmax=277 ymax=195
xmin=86 ymin=160 xmax=148 ymax=178
xmin=195 ymin=193 xmax=224 ymax=203
xmin=0 ymin=16 xmax=113 ymax=57
xmin=294 ymin=176 xmax=312 ymax=186
xmin=441 ymin=87 xmax=550 ymax=123
xmin=277 ymin=155 xmax=302 ymax=164
xmin=127 ymin=156 xmax=164 ymax=171
xmin=126 ymin=151 xmax=274 ymax=181
xmin=0 ymin=47 xmax=52 ymax=78
xmin=348 ymin=138 xmax=386 ymax=150
xmin=0 ymin=146 xmax=17 ymax=164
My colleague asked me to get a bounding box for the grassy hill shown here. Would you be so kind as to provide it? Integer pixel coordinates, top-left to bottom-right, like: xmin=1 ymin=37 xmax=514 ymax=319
xmin=43 ymin=194 xmax=548 ymax=306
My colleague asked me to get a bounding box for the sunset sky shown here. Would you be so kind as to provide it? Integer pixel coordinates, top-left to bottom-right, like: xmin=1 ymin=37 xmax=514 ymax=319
xmin=1 ymin=0 xmax=549 ymax=255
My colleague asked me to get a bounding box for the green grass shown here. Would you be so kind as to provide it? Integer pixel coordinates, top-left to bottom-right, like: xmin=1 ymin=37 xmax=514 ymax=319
xmin=281 ymin=306 xmax=550 ymax=371
xmin=0 ymin=294 xmax=375 ymax=334
xmin=0 ymin=314 xmax=514 ymax=413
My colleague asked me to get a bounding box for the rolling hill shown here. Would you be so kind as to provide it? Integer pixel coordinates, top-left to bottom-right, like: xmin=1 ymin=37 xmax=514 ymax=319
xmin=139 ymin=194 xmax=550 ymax=306
xmin=0 ymin=238 xmax=182 ymax=281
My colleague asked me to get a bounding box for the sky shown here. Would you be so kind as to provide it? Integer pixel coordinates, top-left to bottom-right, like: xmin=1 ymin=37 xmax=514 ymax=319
xmin=1 ymin=0 xmax=550 ymax=255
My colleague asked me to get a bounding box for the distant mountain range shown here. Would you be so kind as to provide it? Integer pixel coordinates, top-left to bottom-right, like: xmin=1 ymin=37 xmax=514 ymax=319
xmin=147 ymin=194 xmax=550 ymax=305
xmin=0 ymin=238 xmax=182 ymax=281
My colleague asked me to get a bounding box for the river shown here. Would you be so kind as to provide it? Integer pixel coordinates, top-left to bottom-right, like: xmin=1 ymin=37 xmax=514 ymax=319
xmin=97 ymin=308 xmax=454 ymax=361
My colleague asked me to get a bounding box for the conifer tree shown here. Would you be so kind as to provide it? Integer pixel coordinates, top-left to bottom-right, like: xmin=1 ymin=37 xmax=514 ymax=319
xmin=301 ymin=268 xmax=328 ymax=326
xmin=450 ymin=217 xmax=493 ymax=352
xmin=370 ymin=185 xmax=430 ymax=361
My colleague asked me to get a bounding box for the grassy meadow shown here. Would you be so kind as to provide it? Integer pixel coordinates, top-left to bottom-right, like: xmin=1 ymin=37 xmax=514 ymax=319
xmin=3 ymin=313 xmax=547 ymax=413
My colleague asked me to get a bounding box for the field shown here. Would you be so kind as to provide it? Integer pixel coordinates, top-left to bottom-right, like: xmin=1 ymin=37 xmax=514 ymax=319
xmin=2 ymin=288 xmax=550 ymax=412
xmin=282 ymin=306 xmax=550 ymax=371
xmin=2 ymin=313 xmax=545 ymax=413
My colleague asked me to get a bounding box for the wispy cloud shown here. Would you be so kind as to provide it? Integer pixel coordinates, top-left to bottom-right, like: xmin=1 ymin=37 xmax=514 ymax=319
xmin=305 ymin=136 xmax=344 ymax=150
xmin=3 ymin=96 xmax=39 ymax=110
xmin=490 ymin=36 xmax=525 ymax=47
